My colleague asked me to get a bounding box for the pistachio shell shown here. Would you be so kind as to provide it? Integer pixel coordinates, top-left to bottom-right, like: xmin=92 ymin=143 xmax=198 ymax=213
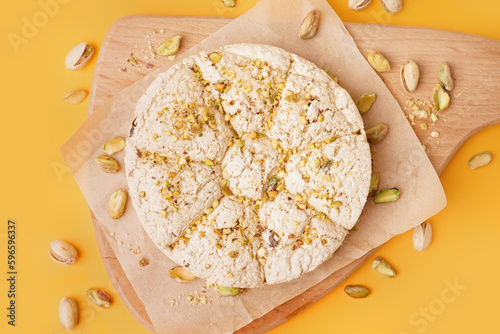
xmin=371 ymin=256 xmax=396 ymax=278
xmin=169 ymin=266 xmax=197 ymax=283
xmin=49 ymin=240 xmax=78 ymax=266
xmin=348 ymin=0 xmax=372 ymax=11
xmin=344 ymin=285 xmax=371 ymax=298
xmin=357 ymin=93 xmax=376 ymax=114
xmin=400 ymin=61 xmax=420 ymax=92
xmin=412 ymin=222 xmax=432 ymax=252
xmin=157 ymin=35 xmax=182 ymax=56
xmin=59 ymin=297 xmax=78 ymax=330
xmin=87 ymin=288 xmax=112 ymax=308
xmin=65 ymin=42 xmax=94 ymax=70
xmin=468 ymin=152 xmax=492 ymax=170
xmin=217 ymin=285 xmax=245 ymax=297
xmin=380 ymin=0 xmax=403 ymax=14
xmin=438 ymin=63 xmax=454 ymax=91
xmin=299 ymin=9 xmax=320 ymax=40
xmin=373 ymin=188 xmax=400 ymax=204
xmin=432 ymin=83 xmax=450 ymax=111
xmin=62 ymin=89 xmax=88 ymax=104
xmin=366 ymin=123 xmax=388 ymax=144
xmin=109 ymin=189 xmax=127 ymax=219
xmin=367 ymin=51 xmax=391 ymax=72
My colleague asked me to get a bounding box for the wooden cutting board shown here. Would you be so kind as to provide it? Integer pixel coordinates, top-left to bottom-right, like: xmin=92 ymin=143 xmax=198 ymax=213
xmin=87 ymin=15 xmax=500 ymax=334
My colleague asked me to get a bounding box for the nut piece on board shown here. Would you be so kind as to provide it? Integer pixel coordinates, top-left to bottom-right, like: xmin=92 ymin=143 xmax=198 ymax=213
xmin=400 ymin=61 xmax=420 ymax=92
xmin=157 ymin=35 xmax=182 ymax=56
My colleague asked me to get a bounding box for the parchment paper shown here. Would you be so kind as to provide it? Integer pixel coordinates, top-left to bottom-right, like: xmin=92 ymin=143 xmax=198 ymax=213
xmin=61 ymin=0 xmax=447 ymax=332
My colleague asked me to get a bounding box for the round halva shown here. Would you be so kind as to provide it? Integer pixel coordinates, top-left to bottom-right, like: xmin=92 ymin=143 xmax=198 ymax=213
xmin=125 ymin=44 xmax=371 ymax=288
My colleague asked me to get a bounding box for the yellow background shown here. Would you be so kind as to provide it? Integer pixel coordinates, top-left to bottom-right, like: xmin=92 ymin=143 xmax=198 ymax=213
xmin=1 ymin=0 xmax=499 ymax=333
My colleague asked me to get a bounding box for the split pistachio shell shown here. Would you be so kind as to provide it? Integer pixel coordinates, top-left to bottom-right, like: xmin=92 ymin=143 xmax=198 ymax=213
xmin=433 ymin=83 xmax=450 ymax=111
xmin=348 ymin=0 xmax=372 ymax=11
xmin=468 ymin=152 xmax=492 ymax=170
xmin=62 ymin=89 xmax=88 ymax=104
xmin=65 ymin=42 xmax=94 ymax=70
xmin=373 ymin=188 xmax=400 ymax=204
xmin=102 ymin=137 xmax=126 ymax=155
xmin=87 ymin=288 xmax=112 ymax=308
xmin=157 ymin=35 xmax=182 ymax=56
xmin=221 ymin=0 xmax=235 ymax=7
xmin=368 ymin=174 xmax=379 ymax=197
xmin=400 ymin=61 xmax=419 ymax=92
xmin=344 ymin=285 xmax=371 ymax=298
xmin=371 ymin=256 xmax=396 ymax=278
xmin=357 ymin=93 xmax=376 ymax=114
xmin=109 ymin=189 xmax=127 ymax=219
xmin=95 ymin=156 xmax=120 ymax=173
xmin=413 ymin=222 xmax=432 ymax=252
xmin=217 ymin=285 xmax=245 ymax=297
xmin=59 ymin=297 xmax=78 ymax=330
xmin=169 ymin=266 xmax=197 ymax=282
xmin=380 ymin=0 xmax=403 ymax=14
xmin=299 ymin=9 xmax=320 ymax=40
xmin=49 ymin=240 xmax=78 ymax=266
xmin=366 ymin=123 xmax=388 ymax=144
xmin=438 ymin=63 xmax=454 ymax=91
xmin=367 ymin=51 xmax=391 ymax=72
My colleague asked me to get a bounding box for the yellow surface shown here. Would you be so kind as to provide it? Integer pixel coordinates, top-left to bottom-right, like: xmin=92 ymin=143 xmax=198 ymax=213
xmin=0 ymin=0 xmax=499 ymax=333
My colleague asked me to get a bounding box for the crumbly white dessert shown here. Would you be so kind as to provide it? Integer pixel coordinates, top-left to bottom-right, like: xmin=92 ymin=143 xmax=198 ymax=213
xmin=125 ymin=44 xmax=371 ymax=288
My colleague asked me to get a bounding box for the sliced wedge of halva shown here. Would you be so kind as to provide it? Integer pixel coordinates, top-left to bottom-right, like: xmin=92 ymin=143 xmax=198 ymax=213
xmin=125 ymin=43 xmax=371 ymax=288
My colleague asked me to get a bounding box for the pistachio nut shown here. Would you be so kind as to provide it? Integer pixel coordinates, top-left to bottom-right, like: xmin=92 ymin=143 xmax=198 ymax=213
xmin=366 ymin=123 xmax=388 ymax=144
xmin=205 ymin=158 xmax=214 ymax=166
xmin=213 ymin=82 xmax=226 ymax=93
xmin=380 ymin=0 xmax=403 ymax=14
xmin=95 ymin=155 xmax=120 ymax=173
xmin=344 ymin=285 xmax=371 ymax=298
xmin=157 ymin=35 xmax=182 ymax=56
xmin=87 ymin=288 xmax=112 ymax=308
xmin=109 ymin=189 xmax=127 ymax=219
xmin=169 ymin=266 xmax=197 ymax=283
xmin=468 ymin=152 xmax=492 ymax=170
xmin=62 ymin=89 xmax=88 ymax=104
xmin=299 ymin=9 xmax=320 ymax=40
xmin=373 ymin=188 xmax=400 ymax=204
xmin=412 ymin=222 xmax=432 ymax=252
xmin=102 ymin=137 xmax=126 ymax=155
xmin=368 ymin=174 xmax=379 ymax=197
xmin=400 ymin=61 xmax=419 ymax=92
xmin=357 ymin=93 xmax=376 ymax=114
xmin=49 ymin=240 xmax=78 ymax=266
xmin=371 ymin=256 xmax=396 ymax=278
xmin=209 ymin=52 xmax=223 ymax=64
xmin=59 ymin=297 xmax=78 ymax=330
xmin=221 ymin=0 xmax=235 ymax=7
xmin=217 ymin=285 xmax=245 ymax=297
xmin=139 ymin=258 xmax=149 ymax=267
xmin=438 ymin=63 xmax=454 ymax=91
xmin=432 ymin=83 xmax=450 ymax=111
xmin=367 ymin=51 xmax=391 ymax=72
xmin=65 ymin=42 xmax=94 ymax=70
xmin=348 ymin=0 xmax=372 ymax=11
